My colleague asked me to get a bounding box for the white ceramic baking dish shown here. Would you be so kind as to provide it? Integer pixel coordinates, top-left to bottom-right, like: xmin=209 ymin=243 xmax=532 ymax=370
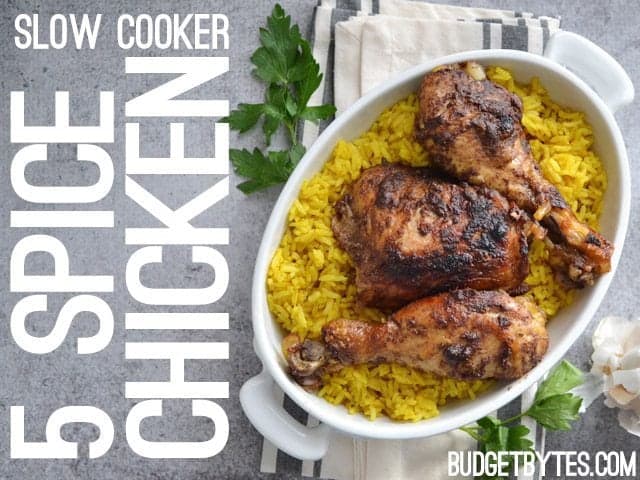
xmin=240 ymin=31 xmax=634 ymax=460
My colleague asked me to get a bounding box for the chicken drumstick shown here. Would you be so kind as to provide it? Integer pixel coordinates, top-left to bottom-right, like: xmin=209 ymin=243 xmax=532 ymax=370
xmin=284 ymin=289 xmax=548 ymax=389
xmin=415 ymin=62 xmax=612 ymax=287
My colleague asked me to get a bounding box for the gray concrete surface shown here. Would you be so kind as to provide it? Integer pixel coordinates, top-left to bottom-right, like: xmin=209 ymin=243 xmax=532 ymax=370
xmin=0 ymin=0 xmax=638 ymax=479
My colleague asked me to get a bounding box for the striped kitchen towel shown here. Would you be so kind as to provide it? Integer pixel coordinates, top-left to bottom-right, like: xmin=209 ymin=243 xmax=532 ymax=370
xmin=259 ymin=1 xmax=560 ymax=479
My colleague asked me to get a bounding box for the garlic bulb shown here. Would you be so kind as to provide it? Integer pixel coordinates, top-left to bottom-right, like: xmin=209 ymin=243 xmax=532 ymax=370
xmin=579 ymin=316 xmax=640 ymax=436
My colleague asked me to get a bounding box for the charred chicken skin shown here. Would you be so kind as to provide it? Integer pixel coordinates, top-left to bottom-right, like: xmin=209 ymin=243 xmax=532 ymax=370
xmin=332 ymin=163 xmax=531 ymax=310
xmin=284 ymin=289 xmax=548 ymax=388
xmin=415 ymin=62 xmax=613 ymax=287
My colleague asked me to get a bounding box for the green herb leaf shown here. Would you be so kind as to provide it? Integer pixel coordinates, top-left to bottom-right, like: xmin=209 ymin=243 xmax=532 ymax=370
xmin=230 ymin=147 xmax=303 ymax=194
xmin=289 ymin=142 xmax=306 ymax=166
xmin=459 ymin=361 xmax=586 ymax=479
xmin=263 ymin=84 xmax=290 ymax=145
xmin=506 ymin=425 xmax=534 ymax=452
xmin=285 ymin=93 xmax=298 ymax=117
xmin=483 ymin=424 xmax=509 ymax=453
xmin=262 ymin=115 xmax=281 ymax=147
xmin=264 ymin=84 xmax=288 ymax=117
xmin=261 ymin=4 xmax=300 ymax=72
xmin=300 ymin=105 xmax=337 ymax=123
xmin=527 ymin=393 xmax=582 ymax=430
xmin=472 ymin=416 xmax=530 ymax=480
xmin=224 ymin=103 xmax=264 ymax=133
xmin=534 ymin=360 xmax=584 ymax=403
xmin=477 ymin=416 xmax=500 ymax=430
xmin=252 ymin=4 xmax=302 ymax=84
xmin=230 ymin=148 xmax=289 ymax=193
xmin=459 ymin=426 xmax=481 ymax=441
xmin=294 ymin=42 xmax=322 ymax=109
xmin=227 ymin=4 xmax=334 ymax=194
xmin=251 ymin=47 xmax=286 ymax=84
xmin=230 ymin=148 xmax=268 ymax=179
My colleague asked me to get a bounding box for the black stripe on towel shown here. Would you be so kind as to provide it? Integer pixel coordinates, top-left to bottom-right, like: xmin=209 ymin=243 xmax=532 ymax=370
xmin=497 ymin=398 xmax=522 ymax=425
xmin=541 ymin=18 xmax=550 ymax=49
xmin=275 ymin=448 xmax=303 ymax=476
xmin=501 ymin=24 xmax=528 ymax=51
xmin=498 ymin=400 xmax=525 ymax=480
xmin=482 ymin=21 xmax=491 ymax=49
xmin=275 ymin=394 xmax=309 ymax=473
xmin=283 ymin=393 xmax=309 ymax=426
xmin=534 ymin=422 xmax=545 ymax=480
xmin=476 ymin=18 xmax=503 ymax=50
xmin=318 ymin=6 xmax=352 ymax=131
xmin=372 ymin=0 xmax=380 ymax=14
xmin=275 ymin=448 xmax=303 ymax=475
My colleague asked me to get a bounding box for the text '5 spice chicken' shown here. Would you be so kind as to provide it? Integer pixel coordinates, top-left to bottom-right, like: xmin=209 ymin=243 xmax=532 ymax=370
xmin=416 ymin=62 xmax=613 ymax=287
xmin=284 ymin=289 xmax=548 ymax=389
xmin=332 ymin=163 xmax=533 ymax=310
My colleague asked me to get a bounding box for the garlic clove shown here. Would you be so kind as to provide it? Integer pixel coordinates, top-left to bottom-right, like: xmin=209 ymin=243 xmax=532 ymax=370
xmin=621 ymin=348 xmax=640 ymax=370
xmin=592 ymin=343 xmax=623 ymax=371
xmin=608 ymin=385 xmax=636 ymax=406
xmin=588 ymin=316 xmax=640 ymax=436
xmin=624 ymin=326 xmax=640 ymax=352
xmin=611 ymin=369 xmax=640 ymax=396
xmin=593 ymin=316 xmax=629 ymax=346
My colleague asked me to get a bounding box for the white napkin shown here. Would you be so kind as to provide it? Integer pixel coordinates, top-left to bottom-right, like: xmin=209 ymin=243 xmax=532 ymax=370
xmin=572 ymin=316 xmax=640 ymax=436
xmin=318 ymin=430 xmax=475 ymax=480
xmin=334 ymin=0 xmax=559 ymax=113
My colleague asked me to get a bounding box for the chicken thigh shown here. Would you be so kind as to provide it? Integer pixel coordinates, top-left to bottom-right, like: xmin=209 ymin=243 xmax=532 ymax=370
xmin=284 ymin=289 xmax=548 ymax=388
xmin=332 ymin=163 xmax=531 ymax=310
xmin=415 ymin=62 xmax=613 ymax=287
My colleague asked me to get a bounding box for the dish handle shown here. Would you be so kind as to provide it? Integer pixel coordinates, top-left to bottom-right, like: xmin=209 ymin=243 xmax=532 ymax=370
xmin=240 ymin=369 xmax=331 ymax=461
xmin=544 ymin=31 xmax=634 ymax=113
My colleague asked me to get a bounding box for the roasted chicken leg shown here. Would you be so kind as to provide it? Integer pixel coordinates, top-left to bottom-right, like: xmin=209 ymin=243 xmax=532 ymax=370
xmin=332 ymin=163 xmax=532 ymax=309
xmin=416 ymin=62 xmax=613 ymax=287
xmin=284 ymin=289 xmax=548 ymax=388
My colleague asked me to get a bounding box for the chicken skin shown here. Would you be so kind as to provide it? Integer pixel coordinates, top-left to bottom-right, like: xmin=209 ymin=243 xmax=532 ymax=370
xmin=332 ymin=163 xmax=531 ymax=310
xmin=284 ymin=289 xmax=548 ymax=388
xmin=415 ymin=62 xmax=613 ymax=287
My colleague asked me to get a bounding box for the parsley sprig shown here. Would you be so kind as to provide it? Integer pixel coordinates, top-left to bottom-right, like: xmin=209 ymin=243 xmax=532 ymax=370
xmin=460 ymin=361 xmax=584 ymax=478
xmin=226 ymin=4 xmax=336 ymax=194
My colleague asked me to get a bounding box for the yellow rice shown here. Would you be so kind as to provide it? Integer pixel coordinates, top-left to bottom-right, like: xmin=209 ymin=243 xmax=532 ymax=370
xmin=266 ymin=67 xmax=607 ymax=421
